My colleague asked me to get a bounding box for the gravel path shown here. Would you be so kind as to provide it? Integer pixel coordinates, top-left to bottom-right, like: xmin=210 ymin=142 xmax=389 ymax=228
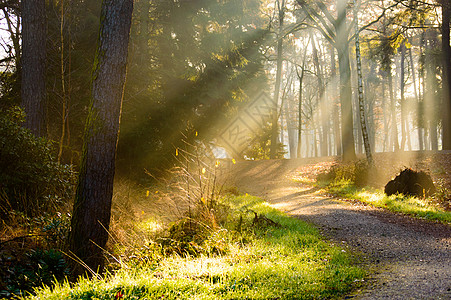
xmin=226 ymin=159 xmax=451 ymax=300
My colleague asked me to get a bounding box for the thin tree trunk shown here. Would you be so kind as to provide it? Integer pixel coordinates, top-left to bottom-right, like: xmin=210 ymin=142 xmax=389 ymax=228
xmin=442 ymin=0 xmax=451 ymax=149
xmin=311 ymin=33 xmax=328 ymax=156
xmin=353 ymin=0 xmax=373 ymax=164
xmin=58 ymin=0 xmax=67 ymax=162
xmin=330 ymin=46 xmax=341 ymax=156
xmin=69 ymin=0 xmax=133 ymax=275
xmin=21 ymin=0 xmax=47 ymax=137
xmin=409 ymin=42 xmax=423 ymax=151
xmin=270 ymin=0 xmax=285 ymax=159
xmin=296 ymin=67 xmax=304 ymax=159
xmin=400 ymin=43 xmax=406 ymax=150
xmin=388 ymin=64 xmax=399 ymax=152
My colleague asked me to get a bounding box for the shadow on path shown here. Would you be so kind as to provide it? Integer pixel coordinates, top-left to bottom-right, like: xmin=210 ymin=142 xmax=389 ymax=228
xmin=226 ymin=159 xmax=451 ymax=300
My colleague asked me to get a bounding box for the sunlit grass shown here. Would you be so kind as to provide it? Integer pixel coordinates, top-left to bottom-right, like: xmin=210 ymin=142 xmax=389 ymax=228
xmin=25 ymin=194 xmax=365 ymax=300
xmin=325 ymin=180 xmax=451 ymax=224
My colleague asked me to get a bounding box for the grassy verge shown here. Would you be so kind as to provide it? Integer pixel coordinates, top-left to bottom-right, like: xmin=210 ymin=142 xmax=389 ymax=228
xmin=321 ymin=180 xmax=451 ymax=225
xmin=25 ymin=194 xmax=365 ymax=300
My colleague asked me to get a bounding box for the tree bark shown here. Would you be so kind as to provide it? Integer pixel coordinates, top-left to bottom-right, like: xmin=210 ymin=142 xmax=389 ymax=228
xmin=296 ymin=66 xmax=304 ymax=158
xmin=21 ymin=0 xmax=47 ymax=137
xmin=442 ymin=0 xmax=451 ymax=149
xmin=330 ymin=45 xmax=342 ymax=156
xmin=270 ymin=0 xmax=285 ymax=159
xmin=69 ymin=0 xmax=133 ymax=275
xmin=336 ymin=0 xmax=356 ymax=161
xmin=400 ymin=43 xmax=406 ymax=151
xmin=353 ymin=0 xmax=373 ymax=164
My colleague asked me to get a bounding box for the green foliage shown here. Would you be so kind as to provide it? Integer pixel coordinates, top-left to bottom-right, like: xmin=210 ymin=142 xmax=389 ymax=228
xmin=0 ymin=107 xmax=76 ymax=217
xmin=118 ymin=0 xmax=268 ymax=177
xmin=242 ymin=123 xmax=286 ymax=160
xmin=322 ymin=180 xmax=451 ymax=225
xmin=316 ymin=160 xmax=375 ymax=187
xmin=0 ymin=249 xmax=69 ymax=298
xmin=25 ymin=194 xmax=365 ymax=300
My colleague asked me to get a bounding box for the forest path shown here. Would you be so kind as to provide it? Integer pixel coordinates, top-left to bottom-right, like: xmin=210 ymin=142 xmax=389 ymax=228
xmin=225 ymin=158 xmax=451 ymax=300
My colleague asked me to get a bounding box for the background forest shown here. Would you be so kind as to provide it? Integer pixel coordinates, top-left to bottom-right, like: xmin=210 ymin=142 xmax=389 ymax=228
xmin=0 ymin=0 xmax=450 ymax=298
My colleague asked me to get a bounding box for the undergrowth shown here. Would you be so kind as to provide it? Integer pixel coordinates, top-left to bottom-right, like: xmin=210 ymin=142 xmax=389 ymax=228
xmin=316 ymin=161 xmax=451 ymax=225
xmin=24 ymin=194 xmax=366 ymax=300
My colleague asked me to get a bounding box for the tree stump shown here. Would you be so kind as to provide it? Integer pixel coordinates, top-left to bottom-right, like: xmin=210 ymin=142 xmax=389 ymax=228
xmin=384 ymin=168 xmax=436 ymax=197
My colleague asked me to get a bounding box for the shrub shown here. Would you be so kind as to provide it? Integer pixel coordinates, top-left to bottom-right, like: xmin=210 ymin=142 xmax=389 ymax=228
xmin=316 ymin=160 xmax=375 ymax=187
xmin=0 ymin=107 xmax=76 ymax=217
xmin=0 ymin=249 xmax=69 ymax=298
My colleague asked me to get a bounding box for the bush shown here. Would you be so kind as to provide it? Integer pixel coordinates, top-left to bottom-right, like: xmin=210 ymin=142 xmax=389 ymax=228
xmin=0 ymin=249 xmax=69 ymax=298
xmin=0 ymin=107 xmax=76 ymax=217
xmin=317 ymin=160 xmax=375 ymax=187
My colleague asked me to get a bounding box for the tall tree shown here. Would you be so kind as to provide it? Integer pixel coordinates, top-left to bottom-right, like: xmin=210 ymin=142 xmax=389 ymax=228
xmin=69 ymin=0 xmax=133 ymax=274
xmin=442 ymin=0 xmax=451 ymax=149
xmin=21 ymin=0 xmax=46 ymax=136
xmin=353 ymin=0 xmax=373 ymax=164
xmin=298 ymin=0 xmax=356 ymax=161
xmin=270 ymin=0 xmax=286 ymax=159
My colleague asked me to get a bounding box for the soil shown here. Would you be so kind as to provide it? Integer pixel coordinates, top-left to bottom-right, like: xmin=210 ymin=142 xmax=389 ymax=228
xmin=224 ymin=151 xmax=451 ymax=300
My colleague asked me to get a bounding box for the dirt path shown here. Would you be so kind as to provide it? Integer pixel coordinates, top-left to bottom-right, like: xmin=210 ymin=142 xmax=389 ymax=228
xmin=226 ymin=159 xmax=451 ymax=300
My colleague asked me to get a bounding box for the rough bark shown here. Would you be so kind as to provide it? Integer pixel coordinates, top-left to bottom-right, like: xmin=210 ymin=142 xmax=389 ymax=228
xmin=21 ymin=0 xmax=47 ymax=137
xmin=69 ymin=0 xmax=133 ymax=275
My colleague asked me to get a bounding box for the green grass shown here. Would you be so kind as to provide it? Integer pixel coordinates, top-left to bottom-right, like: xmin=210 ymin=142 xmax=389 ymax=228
xmin=25 ymin=194 xmax=365 ymax=300
xmin=324 ymin=180 xmax=451 ymax=225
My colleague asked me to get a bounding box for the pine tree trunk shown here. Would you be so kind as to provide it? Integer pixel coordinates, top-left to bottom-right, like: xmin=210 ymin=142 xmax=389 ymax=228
xmin=69 ymin=0 xmax=133 ymax=275
xmin=21 ymin=0 xmax=47 ymax=137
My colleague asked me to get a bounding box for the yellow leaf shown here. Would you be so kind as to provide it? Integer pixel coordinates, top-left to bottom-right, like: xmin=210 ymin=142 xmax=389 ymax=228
xmin=146 ymin=190 xmax=150 ymax=197
xmin=232 ymin=158 xmax=236 ymax=164
xmin=201 ymin=197 xmax=206 ymax=204
xmin=175 ymin=148 xmax=178 ymax=156
xmin=195 ymin=131 xmax=198 ymax=136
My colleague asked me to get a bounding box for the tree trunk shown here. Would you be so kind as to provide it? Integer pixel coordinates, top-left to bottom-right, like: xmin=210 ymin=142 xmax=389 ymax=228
xmin=296 ymin=66 xmax=304 ymax=158
xmin=353 ymin=0 xmax=373 ymax=164
xmin=388 ymin=64 xmax=399 ymax=152
xmin=270 ymin=0 xmax=285 ymax=159
xmin=336 ymin=0 xmax=356 ymax=161
xmin=400 ymin=42 xmax=407 ymax=151
xmin=21 ymin=0 xmax=47 ymax=137
xmin=330 ymin=46 xmax=341 ymax=156
xmin=311 ymin=33 xmax=328 ymax=157
xmin=69 ymin=0 xmax=133 ymax=275
xmin=442 ymin=0 xmax=451 ymax=149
